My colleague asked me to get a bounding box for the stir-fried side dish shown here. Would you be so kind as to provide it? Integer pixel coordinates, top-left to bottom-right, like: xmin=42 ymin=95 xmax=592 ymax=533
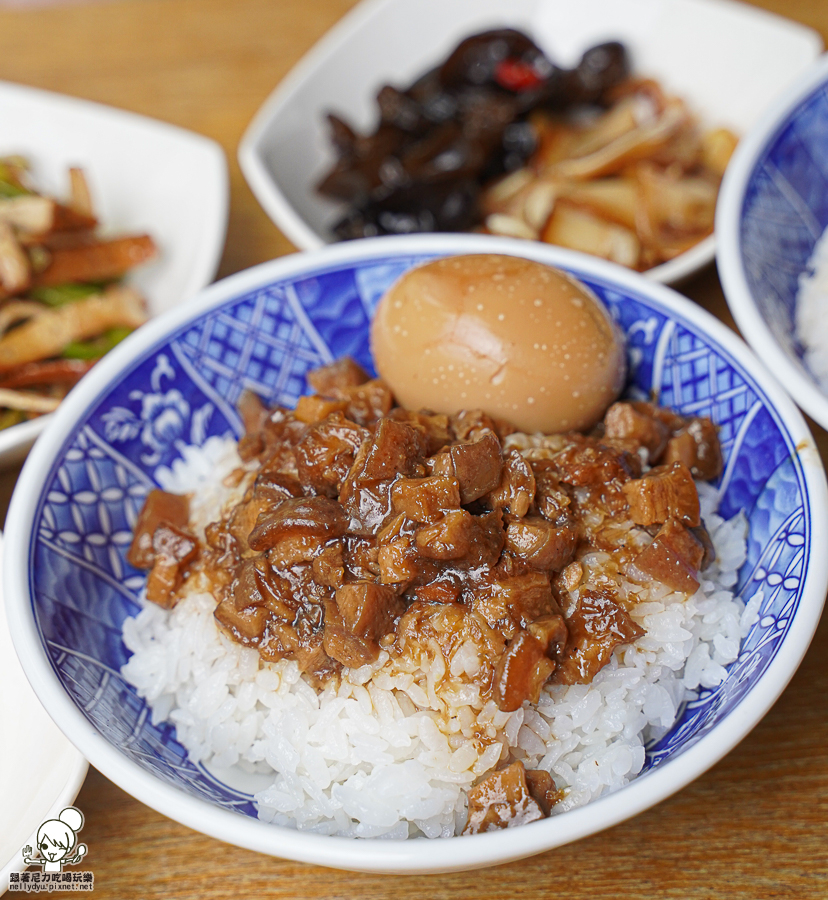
xmin=317 ymin=29 xmax=737 ymax=270
xmin=0 ymin=156 xmax=156 ymax=428
xmin=124 ymin=354 xmax=742 ymax=836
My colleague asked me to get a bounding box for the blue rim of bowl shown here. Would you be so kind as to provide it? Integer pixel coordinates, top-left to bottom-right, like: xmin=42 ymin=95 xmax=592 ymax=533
xmin=5 ymin=233 xmax=828 ymax=873
xmin=717 ymin=52 xmax=828 ymax=432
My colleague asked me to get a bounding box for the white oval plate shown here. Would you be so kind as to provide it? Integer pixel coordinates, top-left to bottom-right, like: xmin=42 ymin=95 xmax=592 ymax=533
xmin=0 ymin=534 xmax=88 ymax=895
xmin=0 ymin=80 xmax=229 ymax=467
xmin=239 ymin=0 xmax=821 ymax=283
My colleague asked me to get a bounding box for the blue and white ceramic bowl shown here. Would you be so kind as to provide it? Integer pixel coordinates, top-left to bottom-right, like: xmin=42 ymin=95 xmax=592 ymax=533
xmin=5 ymin=234 xmax=827 ymax=873
xmin=717 ymin=53 xmax=828 ymax=432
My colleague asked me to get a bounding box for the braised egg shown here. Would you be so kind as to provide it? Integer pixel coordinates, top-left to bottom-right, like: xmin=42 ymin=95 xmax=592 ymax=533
xmin=370 ymin=254 xmax=626 ymax=433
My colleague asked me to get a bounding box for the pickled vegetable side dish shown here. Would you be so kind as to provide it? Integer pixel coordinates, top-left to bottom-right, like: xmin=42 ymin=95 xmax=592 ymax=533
xmin=317 ymin=30 xmax=737 ymax=271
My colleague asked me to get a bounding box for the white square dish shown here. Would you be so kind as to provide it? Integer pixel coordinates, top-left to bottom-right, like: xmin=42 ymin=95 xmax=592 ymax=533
xmin=239 ymin=0 xmax=821 ymax=284
xmin=0 ymin=80 xmax=229 ymax=466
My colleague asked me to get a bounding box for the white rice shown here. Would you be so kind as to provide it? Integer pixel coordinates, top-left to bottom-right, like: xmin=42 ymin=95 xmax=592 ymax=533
xmin=121 ymin=437 xmax=751 ymax=838
xmin=796 ymin=225 xmax=828 ymax=387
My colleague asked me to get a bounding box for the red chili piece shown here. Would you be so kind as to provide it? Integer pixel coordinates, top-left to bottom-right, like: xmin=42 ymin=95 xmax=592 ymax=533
xmin=494 ymin=58 xmax=544 ymax=91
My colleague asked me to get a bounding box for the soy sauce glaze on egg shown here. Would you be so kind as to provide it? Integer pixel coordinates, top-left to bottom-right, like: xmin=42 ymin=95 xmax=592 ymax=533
xmin=370 ymin=254 xmax=626 ymax=433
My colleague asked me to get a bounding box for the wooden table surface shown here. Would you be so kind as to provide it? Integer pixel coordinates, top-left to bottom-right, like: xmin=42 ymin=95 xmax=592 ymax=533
xmin=1 ymin=0 xmax=827 ymax=897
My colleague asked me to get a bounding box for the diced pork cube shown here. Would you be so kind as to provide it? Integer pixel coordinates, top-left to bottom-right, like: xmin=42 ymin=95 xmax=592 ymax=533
xmin=463 ymin=761 xmax=546 ymax=835
xmin=493 ymin=630 xmax=556 ymax=711
xmin=630 ymin=517 xmax=706 ymax=593
xmin=553 ymin=588 xmax=644 ymax=684
xmin=662 ymin=416 xmax=723 ymax=481
xmin=604 ymin=400 xmax=671 ymax=462
xmin=622 ymin=461 xmax=700 ymax=527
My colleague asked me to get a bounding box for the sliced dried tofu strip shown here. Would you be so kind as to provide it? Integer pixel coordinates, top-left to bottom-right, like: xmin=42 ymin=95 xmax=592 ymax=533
xmin=0 ymin=195 xmax=55 ymax=234
xmin=0 ymin=284 xmax=146 ymax=371
xmin=0 ymin=219 xmax=30 ymax=297
xmin=69 ymin=167 xmax=94 ymax=218
xmin=31 ymin=234 xmax=156 ymax=287
xmin=0 ymin=387 xmax=60 ymax=413
xmin=0 ymin=300 xmax=47 ymax=337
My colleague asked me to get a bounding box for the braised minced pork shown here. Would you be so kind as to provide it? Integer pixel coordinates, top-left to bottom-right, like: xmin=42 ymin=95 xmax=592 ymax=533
xmin=129 ymin=360 xmax=723 ymax=829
